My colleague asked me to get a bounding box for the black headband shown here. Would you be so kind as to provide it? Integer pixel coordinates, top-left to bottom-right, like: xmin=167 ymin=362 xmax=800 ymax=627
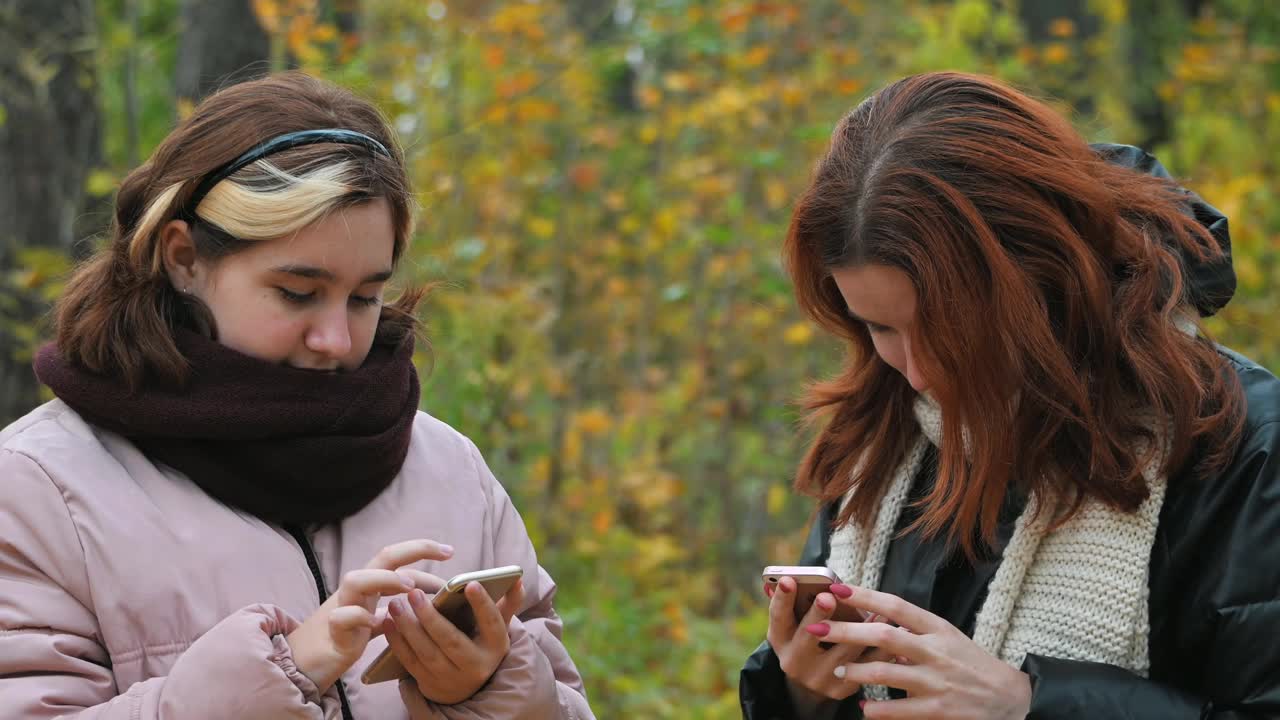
xmin=182 ymin=128 xmax=392 ymax=218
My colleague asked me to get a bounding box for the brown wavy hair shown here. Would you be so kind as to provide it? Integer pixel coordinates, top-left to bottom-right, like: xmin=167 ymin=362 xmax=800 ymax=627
xmin=787 ymin=72 xmax=1244 ymax=556
xmin=54 ymin=71 xmax=422 ymax=390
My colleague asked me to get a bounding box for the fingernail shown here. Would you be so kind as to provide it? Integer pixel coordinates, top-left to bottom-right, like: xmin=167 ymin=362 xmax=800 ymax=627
xmin=804 ymin=622 xmax=830 ymax=637
xmin=439 ymin=543 xmax=454 ymax=555
xmin=830 ymin=583 xmax=853 ymax=599
xmin=833 ymin=665 xmax=847 ymax=679
xmin=389 ymin=599 xmax=403 ymax=617
xmin=816 ymin=595 xmax=834 ymax=612
xmin=409 ymin=589 xmax=425 ymax=608
xmin=779 ymin=581 xmax=793 ymax=593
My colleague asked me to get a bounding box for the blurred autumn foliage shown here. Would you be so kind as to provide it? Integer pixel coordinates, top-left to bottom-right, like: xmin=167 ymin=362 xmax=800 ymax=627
xmin=6 ymin=0 xmax=1280 ymax=716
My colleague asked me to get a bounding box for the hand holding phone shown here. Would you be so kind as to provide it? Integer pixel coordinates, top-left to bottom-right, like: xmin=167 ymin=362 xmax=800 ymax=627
xmin=763 ymin=565 xmax=873 ymax=704
xmin=762 ymin=565 xmax=869 ymax=623
xmin=361 ymin=565 xmax=523 ymax=685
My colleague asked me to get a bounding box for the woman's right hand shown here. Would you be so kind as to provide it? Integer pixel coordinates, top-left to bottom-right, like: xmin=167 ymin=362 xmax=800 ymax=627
xmin=766 ymin=578 xmax=870 ymax=708
xmin=286 ymin=539 xmax=454 ymax=692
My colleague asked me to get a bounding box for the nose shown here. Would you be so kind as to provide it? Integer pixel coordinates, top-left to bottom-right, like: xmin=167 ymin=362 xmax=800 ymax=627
xmin=305 ymin=305 xmax=352 ymax=360
xmin=902 ymin=337 xmax=930 ymax=393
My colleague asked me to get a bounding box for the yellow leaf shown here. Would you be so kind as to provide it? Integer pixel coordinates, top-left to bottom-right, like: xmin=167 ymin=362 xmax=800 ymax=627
xmin=311 ymin=23 xmax=337 ymax=42
xmin=528 ymin=217 xmax=556 ymax=239
xmin=662 ymin=72 xmax=696 ymax=92
xmin=86 ymin=168 xmax=118 ymax=197
xmin=639 ymin=123 xmax=659 ymax=144
xmin=490 ymin=4 xmax=543 ymax=35
xmin=663 ymin=601 xmax=689 ymax=644
xmin=530 ymin=456 xmax=551 ymax=486
xmin=175 ymin=97 xmax=195 ymax=120
xmin=654 ymin=208 xmax=678 ymax=238
xmin=252 ymin=0 xmax=281 ymax=32
xmin=742 ymin=45 xmax=772 ymax=68
xmin=1183 ymin=44 xmax=1213 ymax=65
xmin=767 ymin=483 xmax=788 ymax=516
xmin=514 ymin=98 xmax=559 ymax=122
xmin=784 ymin=322 xmax=813 ymax=345
xmin=575 ymin=408 xmax=613 ymax=436
xmin=484 ymin=104 xmax=509 ymax=123
xmin=1042 ymin=43 xmax=1071 ymax=65
xmin=563 ymin=428 xmax=582 ymax=465
xmin=764 ymin=179 xmax=789 ymax=210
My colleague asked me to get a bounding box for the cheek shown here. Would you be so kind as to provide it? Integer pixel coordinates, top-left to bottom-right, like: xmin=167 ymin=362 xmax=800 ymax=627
xmin=203 ymin=288 xmax=306 ymax=362
xmin=349 ymin=310 xmax=380 ymax=346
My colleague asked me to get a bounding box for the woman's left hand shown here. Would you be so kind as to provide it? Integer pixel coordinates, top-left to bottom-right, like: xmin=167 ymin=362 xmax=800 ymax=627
xmin=816 ymin=586 xmax=1032 ymax=720
xmin=383 ymin=579 xmax=525 ymax=705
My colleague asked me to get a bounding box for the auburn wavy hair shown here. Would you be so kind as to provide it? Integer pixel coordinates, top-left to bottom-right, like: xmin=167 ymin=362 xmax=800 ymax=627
xmin=787 ymin=72 xmax=1244 ymax=557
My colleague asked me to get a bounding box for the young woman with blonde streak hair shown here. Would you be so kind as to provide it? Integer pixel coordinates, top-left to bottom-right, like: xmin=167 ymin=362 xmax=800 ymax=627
xmin=0 ymin=72 xmax=594 ymax=720
xmin=741 ymin=72 xmax=1279 ymax=719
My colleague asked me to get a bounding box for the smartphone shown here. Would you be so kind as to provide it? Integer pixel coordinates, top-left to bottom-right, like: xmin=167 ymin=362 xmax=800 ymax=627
xmin=360 ymin=565 xmax=524 ymax=685
xmin=762 ymin=565 xmax=868 ymax=623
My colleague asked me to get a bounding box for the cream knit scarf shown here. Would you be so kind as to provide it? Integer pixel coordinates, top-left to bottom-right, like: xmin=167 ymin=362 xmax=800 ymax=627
xmin=827 ymin=394 xmax=1166 ymax=701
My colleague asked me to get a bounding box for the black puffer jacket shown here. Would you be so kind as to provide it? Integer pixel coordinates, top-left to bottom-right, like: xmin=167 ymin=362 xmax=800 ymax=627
xmin=739 ymin=146 xmax=1280 ymax=719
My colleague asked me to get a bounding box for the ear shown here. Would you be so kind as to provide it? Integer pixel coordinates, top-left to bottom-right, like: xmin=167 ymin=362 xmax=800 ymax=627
xmin=159 ymin=220 xmax=199 ymax=292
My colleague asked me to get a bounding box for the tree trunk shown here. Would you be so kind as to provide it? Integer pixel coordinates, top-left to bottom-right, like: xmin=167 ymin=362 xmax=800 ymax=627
xmin=0 ymin=0 xmax=100 ymax=426
xmin=174 ymin=0 xmax=270 ymax=105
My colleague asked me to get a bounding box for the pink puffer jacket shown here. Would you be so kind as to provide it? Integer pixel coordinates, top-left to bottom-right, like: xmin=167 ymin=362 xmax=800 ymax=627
xmin=0 ymin=400 xmax=594 ymax=719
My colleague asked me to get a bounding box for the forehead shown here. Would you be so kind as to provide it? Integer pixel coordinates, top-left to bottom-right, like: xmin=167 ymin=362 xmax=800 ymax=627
xmin=829 ymin=264 xmax=917 ymax=325
xmin=239 ymin=200 xmax=395 ymax=277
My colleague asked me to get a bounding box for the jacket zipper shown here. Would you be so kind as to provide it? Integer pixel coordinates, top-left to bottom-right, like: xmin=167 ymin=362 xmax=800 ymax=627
xmin=286 ymin=524 xmax=357 ymax=720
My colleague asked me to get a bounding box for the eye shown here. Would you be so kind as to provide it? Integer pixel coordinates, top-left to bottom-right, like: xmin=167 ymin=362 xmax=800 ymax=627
xmin=864 ymin=322 xmax=893 ymax=334
xmin=277 ymin=287 xmax=315 ymax=304
xmin=350 ymin=294 xmax=381 ymax=308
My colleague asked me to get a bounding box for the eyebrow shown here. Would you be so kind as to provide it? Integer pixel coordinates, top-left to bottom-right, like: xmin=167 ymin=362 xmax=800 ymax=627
xmin=270 ymin=264 xmax=393 ymax=284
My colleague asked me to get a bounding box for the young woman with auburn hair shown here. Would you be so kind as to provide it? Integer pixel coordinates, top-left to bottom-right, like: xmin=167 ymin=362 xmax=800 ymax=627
xmin=741 ymin=71 xmax=1279 ymax=719
xmin=0 ymin=72 xmax=593 ymax=720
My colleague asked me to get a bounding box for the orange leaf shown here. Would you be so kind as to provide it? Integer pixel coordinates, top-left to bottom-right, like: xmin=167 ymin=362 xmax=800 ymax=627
xmin=568 ymin=162 xmax=601 ymax=191
xmin=483 ymin=45 xmax=505 ymax=69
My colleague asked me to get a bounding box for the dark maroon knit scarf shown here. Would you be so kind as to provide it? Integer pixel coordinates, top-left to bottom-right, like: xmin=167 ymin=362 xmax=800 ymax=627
xmin=34 ymin=328 xmax=420 ymax=526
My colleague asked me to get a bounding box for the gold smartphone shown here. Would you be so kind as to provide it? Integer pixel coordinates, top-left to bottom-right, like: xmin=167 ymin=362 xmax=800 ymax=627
xmin=360 ymin=564 xmax=524 ymax=685
xmin=762 ymin=565 xmax=868 ymax=623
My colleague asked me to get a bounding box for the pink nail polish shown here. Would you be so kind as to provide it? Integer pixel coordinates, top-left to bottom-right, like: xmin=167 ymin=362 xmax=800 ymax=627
xmin=830 ymin=583 xmax=853 ymax=599
xmin=389 ymin=599 xmax=402 ymax=617
xmin=805 ymin=622 xmax=831 ymax=637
